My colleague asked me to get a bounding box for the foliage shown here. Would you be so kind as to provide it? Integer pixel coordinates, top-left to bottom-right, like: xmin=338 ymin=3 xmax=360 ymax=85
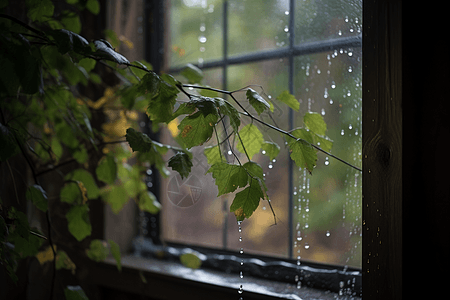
xmin=0 ymin=0 xmax=360 ymax=296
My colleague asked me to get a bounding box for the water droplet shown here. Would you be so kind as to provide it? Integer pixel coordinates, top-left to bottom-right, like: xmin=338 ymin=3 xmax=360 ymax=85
xmin=284 ymin=26 xmax=289 ymax=33
xmin=198 ymin=36 xmax=207 ymax=43
xmin=331 ymin=82 xmax=336 ymax=89
xmin=348 ymin=66 xmax=353 ymax=72
xmin=200 ymin=23 xmax=206 ymax=32
xmin=228 ymin=150 xmax=233 ymax=155
xmin=285 ymin=10 xmax=289 ymax=15
xmin=239 ymin=236 xmax=242 ymax=242
xmin=240 ymin=260 xmax=244 ymax=266
xmin=324 ymin=157 xmax=330 ymax=166
xmin=321 ymin=108 xmax=326 ymax=116
xmin=329 ymin=99 xmax=334 ymax=105
xmin=304 ymin=243 xmax=310 ymax=250
xmin=297 ymin=281 xmax=302 ymax=289
xmin=338 ymin=30 xmax=342 ymax=36
xmin=296 ymin=236 xmax=302 ymax=241
xmin=304 ymin=223 xmax=309 ymax=228
xmin=268 ymin=164 xmax=273 ymax=169
xmin=240 ymin=271 xmax=244 ymax=279
xmin=240 ymin=248 xmax=244 ymax=254
xmin=238 ymin=285 xmax=243 ymax=294
xmin=261 ymin=150 xmax=266 ymax=155
xmin=341 ymin=129 xmax=345 ymax=136
xmin=326 ymin=231 xmax=331 ymax=237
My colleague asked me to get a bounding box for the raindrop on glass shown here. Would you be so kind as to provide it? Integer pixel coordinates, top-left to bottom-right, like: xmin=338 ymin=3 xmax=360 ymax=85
xmin=304 ymin=243 xmax=310 ymax=250
xmin=326 ymin=231 xmax=331 ymax=237
xmin=198 ymin=36 xmax=207 ymax=43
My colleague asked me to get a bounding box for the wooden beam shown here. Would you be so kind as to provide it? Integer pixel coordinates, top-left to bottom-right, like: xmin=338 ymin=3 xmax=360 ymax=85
xmin=362 ymin=1 xmax=403 ymax=299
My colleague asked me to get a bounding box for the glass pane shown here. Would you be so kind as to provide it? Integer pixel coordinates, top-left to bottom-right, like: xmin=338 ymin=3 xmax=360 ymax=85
xmin=295 ymin=0 xmax=362 ymax=45
xmin=161 ymin=68 xmax=225 ymax=248
xmin=168 ymin=0 xmax=223 ymax=68
xmin=292 ymin=47 xmax=362 ymax=268
xmin=228 ymin=0 xmax=289 ymax=56
xmin=226 ymin=59 xmax=290 ymax=257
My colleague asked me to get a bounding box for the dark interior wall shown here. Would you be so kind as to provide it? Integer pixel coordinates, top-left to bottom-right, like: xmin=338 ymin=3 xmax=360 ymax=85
xmin=402 ymin=2 xmax=450 ymax=299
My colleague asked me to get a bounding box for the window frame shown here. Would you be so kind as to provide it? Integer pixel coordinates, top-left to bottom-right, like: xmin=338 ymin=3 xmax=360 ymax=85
xmin=137 ymin=0 xmax=364 ymax=295
xmin=110 ymin=0 xmax=406 ymax=299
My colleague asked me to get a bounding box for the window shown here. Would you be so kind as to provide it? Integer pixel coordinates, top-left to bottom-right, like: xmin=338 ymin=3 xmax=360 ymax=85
xmin=136 ymin=0 xmax=362 ymax=297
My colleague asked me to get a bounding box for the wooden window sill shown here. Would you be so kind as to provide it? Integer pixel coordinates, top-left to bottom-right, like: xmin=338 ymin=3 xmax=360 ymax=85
xmin=86 ymin=255 xmax=359 ymax=300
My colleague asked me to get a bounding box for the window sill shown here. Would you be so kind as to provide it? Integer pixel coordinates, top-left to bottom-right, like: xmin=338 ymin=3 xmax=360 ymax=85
xmin=87 ymin=255 xmax=360 ymax=300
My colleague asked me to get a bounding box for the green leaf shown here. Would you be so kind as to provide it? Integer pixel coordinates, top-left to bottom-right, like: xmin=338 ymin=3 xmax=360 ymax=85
xmin=26 ymin=185 xmax=48 ymax=213
xmin=60 ymin=182 xmax=82 ymax=204
xmin=55 ymin=250 xmax=76 ymax=273
xmin=137 ymin=191 xmax=161 ymax=214
xmin=101 ymin=184 xmax=129 ymax=214
xmin=180 ymin=252 xmax=202 ymax=269
xmin=203 ymin=145 xmax=223 ymax=166
xmin=276 ymin=90 xmax=299 ymax=111
xmin=199 ymin=86 xmax=219 ymax=97
xmin=313 ymin=134 xmax=333 ymax=153
xmin=86 ymin=239 xmax=109 ymax=262
xmin=180 ymin=63 xmax=203 ymax=84
xmin=108 ymin=239 xmax=122 ymax=272
xmin=178 ymin=111 xmax=218 ymax=149
xmin=0 ymin=123 xmax=19 ymax=162
xmin=246 ymin=88 xmax=270 ymax=115
xmin=126 ymin=128 xmax=153 ymax=152
xmin=96 ymin=155 xmax=117 ymax=184
xmin=168 ymin=152 xmax=193 ymax=179
xmin=261 ymin=141 xmax=280 ymax=161
xmin=65 ymin=169 xmax=99 ymax=199
xmin=94 ymin=40 xmax=129 ymax=64
xmin=7 ymin=209 xmax=42 ymax=258
xmin=214 ymin=98 xmax=240 ymax=132
xmin=86 ymin=0 xmax=100 ymax=15
xmin=66 ymin=204 xmax=92 ymax=241
xmin=72 ymin=145 xmax=88 ymax=164
xmin=48 ymin=29 xmax=90 ymax=55
xmin=236 ymin=124 xmax=264 ymax=159
xmin=64 ymin=286 xmax=89 ymax=300
xmin=78 ymin=58 xmax=96 ymax=72
xmin=207 ymin=162 xmax=248 ymax=196
xmin=304 ymin=112 xmax=327 ymax=136
xmin=60 ymin=12 xmax=81 ymax=34
xmin=287 ymin=129 xmax=317 ymax=173
xmin=230 ymin=179 xmax=263 ymax=220
xmin=140 ymin=72 xmax=179 ymax=124
xmin=27 ymin=0 xmax=54 ymax=22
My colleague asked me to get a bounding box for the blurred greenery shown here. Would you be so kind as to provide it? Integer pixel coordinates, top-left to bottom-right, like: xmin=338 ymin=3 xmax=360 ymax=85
xmin=165 ymin=0 xmax=362 ymax=268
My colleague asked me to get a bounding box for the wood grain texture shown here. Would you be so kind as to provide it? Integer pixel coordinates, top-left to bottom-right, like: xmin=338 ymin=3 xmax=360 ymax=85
xmin=362 ymin=1 xmax=402 ymax=299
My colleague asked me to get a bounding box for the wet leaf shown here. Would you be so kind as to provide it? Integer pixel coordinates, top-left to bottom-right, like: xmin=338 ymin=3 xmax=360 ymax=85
xmin=230 ymin=179 xmax=263 ymax=220
xmin=180 ymin=252 xmax=202 ymax=269
xmin=246 ymin=88 xmax=270 ymax=115
xmin=94 ymin=40 xmax=129 ymax=64
xmin=178 ymin=111 xmax=217 ymax=149
xmin=26 ymin=185 xmax=48 ymax=213
xmin=276 ymin=90 xmax=299 ymax=111
xmin=236 ymin=124 xmax=264 ymax=159
xmin=261 ymin=141 xmax=280 ymax=161
xmin=304 ymin=112 xmax=327 ymax=136
xmin=180 ymin=63 xmax=203 ymax=84
xmin=207 ymin=162 xmax=248 ymax=196
xmin=287 ymin=128 xmax=317 ymax=173
xmin=168 ymin=152 xmax=193 ymax=179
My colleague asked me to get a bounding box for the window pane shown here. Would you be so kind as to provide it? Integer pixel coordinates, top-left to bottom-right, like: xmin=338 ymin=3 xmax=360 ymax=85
xmin=168 ymin=0 xmax=223 ymax=68
xmin=228 ymin=0 xmax=289 ymax=56
xmin=226 ymin=59 xmax=290 ymax=257
xmin=293 ymin=48 xmax=362 ymax=268
xmin=295 ymin=0 xmax=362 ymax=45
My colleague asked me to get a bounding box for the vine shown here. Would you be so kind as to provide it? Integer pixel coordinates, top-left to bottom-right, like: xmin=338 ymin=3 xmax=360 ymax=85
xmin=0 ymin=1 xmax=361 ymax=298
